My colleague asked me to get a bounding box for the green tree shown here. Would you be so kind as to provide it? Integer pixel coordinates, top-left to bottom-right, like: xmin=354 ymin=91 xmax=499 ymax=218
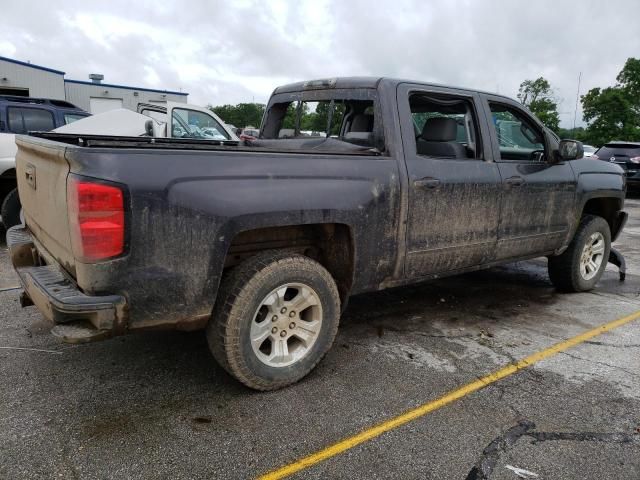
xmin=581 ymin=87 xmax=638 ymax=146
xmin=209 ymin=103 xmax=266 ymax=128
xmin=616 ymin=57 xmax=640 ymax=105
xmin=517 ymin=77 xmax=560 ymax=132
xmin=557 ymin=126 xmax=587 ymax=142
xmin=581 ymin=57 xmax=640 ymax=146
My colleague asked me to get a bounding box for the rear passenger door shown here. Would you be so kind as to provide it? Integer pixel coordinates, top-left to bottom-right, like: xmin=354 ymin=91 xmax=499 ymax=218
xmin=397 ymin=84 xmax=502 ymax=278
xmin=480 ymin=95 xmax=577 ymax=260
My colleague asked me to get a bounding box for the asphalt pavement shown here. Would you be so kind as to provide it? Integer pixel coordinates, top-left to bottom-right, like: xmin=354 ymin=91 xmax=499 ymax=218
xmin=1 ymin=198 xmax=639 ymax=479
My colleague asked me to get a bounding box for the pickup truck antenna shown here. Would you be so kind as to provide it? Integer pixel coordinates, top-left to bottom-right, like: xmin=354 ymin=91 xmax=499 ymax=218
xmin=572 ymin=72 xmax=582 ymax=132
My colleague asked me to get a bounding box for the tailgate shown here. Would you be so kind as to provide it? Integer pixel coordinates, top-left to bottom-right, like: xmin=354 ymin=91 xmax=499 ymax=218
xmin=15 ymin=135 xmax=75 ymax=274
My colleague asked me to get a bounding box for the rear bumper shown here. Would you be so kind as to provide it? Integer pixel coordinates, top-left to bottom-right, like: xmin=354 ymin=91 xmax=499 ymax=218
xmin=6 ymin=225 xmax=127 ymax=342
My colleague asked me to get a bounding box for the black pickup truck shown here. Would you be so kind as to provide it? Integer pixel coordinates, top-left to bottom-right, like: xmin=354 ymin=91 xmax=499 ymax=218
xmin=7 ymin=77 xmax=627 ymax=390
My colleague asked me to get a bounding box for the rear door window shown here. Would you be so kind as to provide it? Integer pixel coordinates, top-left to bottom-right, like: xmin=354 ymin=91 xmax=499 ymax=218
xmin=7 ymin=107 xmax=55 ymax=133
xmin=410 ymin=93 xmax=480 ymax=159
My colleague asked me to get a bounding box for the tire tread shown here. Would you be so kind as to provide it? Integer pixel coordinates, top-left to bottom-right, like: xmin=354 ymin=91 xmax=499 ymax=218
xmin=207 ymin=250 xmax=340 ymax=391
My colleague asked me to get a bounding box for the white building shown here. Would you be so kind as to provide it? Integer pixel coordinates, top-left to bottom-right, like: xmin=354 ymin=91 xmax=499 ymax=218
xmin=0 ymin=55 xmax=188 ymax=113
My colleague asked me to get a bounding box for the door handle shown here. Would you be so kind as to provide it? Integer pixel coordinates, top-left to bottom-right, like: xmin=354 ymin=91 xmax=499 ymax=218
xmin=505 ymin=176 xmax=524 ymax=187
xmin=413 ymin=177 xmax=440 ymax=189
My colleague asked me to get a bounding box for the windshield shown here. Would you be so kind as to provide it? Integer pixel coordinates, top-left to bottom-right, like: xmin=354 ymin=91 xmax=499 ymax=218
xmin=171 ymin=108 xmax=230 ymax=140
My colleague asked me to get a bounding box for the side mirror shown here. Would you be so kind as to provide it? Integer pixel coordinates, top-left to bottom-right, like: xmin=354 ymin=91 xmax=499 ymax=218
xmin=557 ymin=139 xmax=584 ymax=161
xmin=144 ymin=120 xmax=154 ymax=137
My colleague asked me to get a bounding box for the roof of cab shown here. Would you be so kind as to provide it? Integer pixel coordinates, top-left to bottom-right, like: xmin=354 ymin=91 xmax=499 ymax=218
xmin=272 ymin=76 xmax=516 ymax=102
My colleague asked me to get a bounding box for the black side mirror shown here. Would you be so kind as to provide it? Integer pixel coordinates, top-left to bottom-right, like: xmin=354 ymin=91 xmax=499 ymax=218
xmin=144 ymin=120 xmax=154 ymax=136
xmin=557 ymin=139 xmax=584 ymax=161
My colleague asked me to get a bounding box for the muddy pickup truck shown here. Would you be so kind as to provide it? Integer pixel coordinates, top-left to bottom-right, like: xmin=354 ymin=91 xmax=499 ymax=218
xmin=7 ymin=77 xmax=628 ymax=390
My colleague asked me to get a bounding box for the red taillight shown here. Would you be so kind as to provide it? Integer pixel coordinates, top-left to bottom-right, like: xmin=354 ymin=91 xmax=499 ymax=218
xmin=67 ymin=177 xmax=125 ymax=262
xmin=592 ymin=154 xmax=599 ymax=160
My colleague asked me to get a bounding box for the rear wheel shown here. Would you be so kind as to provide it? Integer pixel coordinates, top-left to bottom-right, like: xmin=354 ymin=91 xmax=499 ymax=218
xmin=207 ymin=251 xmax=340 ymax=391
xmin=1 ymin=188 xmax=21 ymax=229
xmin=548 ymin=215 xmax=611 ymax=292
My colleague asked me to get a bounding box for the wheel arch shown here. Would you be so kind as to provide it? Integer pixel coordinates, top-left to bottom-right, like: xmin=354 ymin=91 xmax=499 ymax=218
xmin=222 ymin=222 xmax=356 ymax=305
xmin=580 ymin=196 xmax=625 ymax=240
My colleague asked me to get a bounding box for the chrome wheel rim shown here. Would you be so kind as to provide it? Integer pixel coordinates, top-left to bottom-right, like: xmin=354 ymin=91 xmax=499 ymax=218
xmin=250 ymin=283 xmax=323 ymax=368
xmin=579 ymin=232 xmax=605 ymax=280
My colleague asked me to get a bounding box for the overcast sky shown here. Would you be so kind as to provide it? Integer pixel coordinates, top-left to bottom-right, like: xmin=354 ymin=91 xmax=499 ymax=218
xmin=2 ymin=0 xmax=639 ymax=127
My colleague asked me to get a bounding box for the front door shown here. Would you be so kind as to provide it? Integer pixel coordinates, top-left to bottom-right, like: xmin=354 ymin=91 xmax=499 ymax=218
xmin=398 ymin=85 xmax=502 ymax=278
xmin=482 ymin=96 xmax=577 ymax=260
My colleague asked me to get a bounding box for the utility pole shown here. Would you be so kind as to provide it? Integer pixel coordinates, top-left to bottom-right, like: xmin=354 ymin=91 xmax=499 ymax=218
xmin=572 ymin=72 xmax=582 ymax=133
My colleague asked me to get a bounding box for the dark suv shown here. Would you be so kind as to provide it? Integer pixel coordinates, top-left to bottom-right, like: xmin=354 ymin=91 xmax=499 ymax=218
xmin=0 ymin=96 xmax=89 ymax=228
xmin=593 ymin=142 xmax=640 ymax=189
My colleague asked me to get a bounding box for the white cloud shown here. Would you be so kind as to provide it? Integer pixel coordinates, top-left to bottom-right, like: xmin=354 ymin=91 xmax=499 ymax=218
xmin=0 ymin=41 xmax=17 ymax=57
xmin=1 ymin=0 xmax=639 ymax=126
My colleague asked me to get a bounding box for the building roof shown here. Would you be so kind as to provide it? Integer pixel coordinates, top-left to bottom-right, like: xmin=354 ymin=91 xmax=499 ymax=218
xmin=64 ymin=79 xmax=188 ymax=96
xmin=0 ymin=55 xmax=65 ymax=75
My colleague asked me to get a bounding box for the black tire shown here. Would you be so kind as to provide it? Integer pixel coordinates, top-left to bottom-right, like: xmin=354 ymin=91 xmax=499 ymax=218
xmin=207 ymin=251 xmax=341 ymax=391
xmin=548 ymin=215 xmax=611 ymax=292
xmin=1 ymin=188 xmax=21 ymax=229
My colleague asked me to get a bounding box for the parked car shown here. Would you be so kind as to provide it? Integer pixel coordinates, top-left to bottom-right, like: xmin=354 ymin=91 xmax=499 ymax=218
xmin=137 ymin=102 xmax=238 ymax=141
xmin=582 ymin=144 xmax=597 ymax=157
xmin=7 ymin=77 xmax=627 ymax=391
xmin=240 ymin=127 xmax=260 ymax=140
xmin=592 ymin=141 xmax=640 ymax=189
xmin=0 ymin=96 xmax=89 ymax=228
xmin=55 ymin=103 xmax=239 ymax=142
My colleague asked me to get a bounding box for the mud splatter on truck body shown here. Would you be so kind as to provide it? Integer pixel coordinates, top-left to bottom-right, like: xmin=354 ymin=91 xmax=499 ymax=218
xmin=6 ymin=76 xmax=627 ymax=352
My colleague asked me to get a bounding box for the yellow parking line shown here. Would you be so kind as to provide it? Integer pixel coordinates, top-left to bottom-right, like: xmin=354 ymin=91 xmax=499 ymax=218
xmin=259 ymin=309 xmax=640 ymax=480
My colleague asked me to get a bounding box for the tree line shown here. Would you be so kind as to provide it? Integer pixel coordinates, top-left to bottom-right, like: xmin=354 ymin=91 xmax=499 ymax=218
xmin=209 ymin=101 xmax=342 ymax=134
xmin=210 ymin=57 xmax=640 ymax=147
xmin=518 ymin=57 xmax=640 ymax=146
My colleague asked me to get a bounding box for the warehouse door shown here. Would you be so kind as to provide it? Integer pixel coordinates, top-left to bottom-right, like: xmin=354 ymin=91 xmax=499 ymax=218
xmin=89 ymin=97 xmax=123 ymax=114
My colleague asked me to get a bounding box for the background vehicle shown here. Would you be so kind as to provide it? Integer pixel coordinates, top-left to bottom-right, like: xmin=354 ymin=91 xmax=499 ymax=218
xmin=55 ymin=102 xmax=239 ymax=143
xmin=582 ymin=144 xmax=597 ymax=157
xmin=138 ymin=102 xmax=238 ymax=140
xmin=593 ymin=141 xmax=640 ymax=189
xmin=7 ymin=77 xmax=627 ymax=391
xmin=0 ymin=96 xmax=89 ymax=228
xmin=240 ymin=126 xmax=260 ymax=140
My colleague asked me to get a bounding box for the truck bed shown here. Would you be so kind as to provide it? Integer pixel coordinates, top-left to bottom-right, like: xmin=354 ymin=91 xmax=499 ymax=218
xmin=13 ymin=132 xmax=400 ymax=336
xmin=31 ymin=132 xmax=380 ymax=156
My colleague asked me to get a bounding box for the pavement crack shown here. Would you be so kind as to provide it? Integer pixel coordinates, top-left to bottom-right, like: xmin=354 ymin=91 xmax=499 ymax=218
xmin=465 ymin=420 xmax=640 ymax=480
xmin=587 ymin=291 xmax=640 ymax=306
xmin=584 ymin=340 xmax=640 ymax=348
xmin=559 ymin=351 xmax=640 ymax=378
xmin=528 ymin=432 xmax=638 ymax=444
xmin=465 ymin=420 xmax=535 ymax=480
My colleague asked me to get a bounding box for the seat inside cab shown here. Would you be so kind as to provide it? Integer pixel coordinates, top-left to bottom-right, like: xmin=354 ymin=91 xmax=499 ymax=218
xmin=410 ymin=94 xmax=478 ymax=159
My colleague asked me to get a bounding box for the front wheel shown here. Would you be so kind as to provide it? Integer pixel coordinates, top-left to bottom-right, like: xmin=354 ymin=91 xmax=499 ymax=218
xmin=548 ymin=215 xmax=611 ymax=292
xmin=207 ymin=251 xmax=341 ymax=391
